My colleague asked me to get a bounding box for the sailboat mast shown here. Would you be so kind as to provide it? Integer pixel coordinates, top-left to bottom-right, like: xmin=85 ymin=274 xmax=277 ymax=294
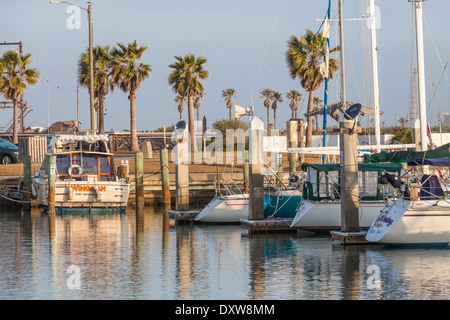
xmin=339 ymin=0 xmax=346 ymax=115
xmin=413 ymin=0 xmax=428 ymax=151
xmin=321 ymin=0 xmax=331 ymax=164
xmin=369 ymin=0 xmax=381 ymax=147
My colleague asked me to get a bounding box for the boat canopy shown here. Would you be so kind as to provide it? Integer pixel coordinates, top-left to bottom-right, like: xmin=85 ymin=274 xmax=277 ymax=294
xmin=363 ymin=143 xmax=450 ymax=163
xmin=301 ymin=162 xmax=403 ymax=173
xmin=48 ymin=134 xmax=110 ymax=153
xmin=407 ymin=157 xmax=450 ymax=167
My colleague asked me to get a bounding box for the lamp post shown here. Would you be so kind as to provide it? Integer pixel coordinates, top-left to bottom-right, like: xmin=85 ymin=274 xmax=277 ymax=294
xmin=50 ymin=1 xmax=96 ymax=132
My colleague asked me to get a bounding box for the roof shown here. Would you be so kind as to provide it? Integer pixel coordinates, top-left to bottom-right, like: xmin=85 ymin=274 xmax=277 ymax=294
xmin=301 ymin=162 xmax=403 ymax=173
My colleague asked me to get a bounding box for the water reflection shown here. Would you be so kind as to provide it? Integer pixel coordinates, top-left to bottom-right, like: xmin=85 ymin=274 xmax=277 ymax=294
xmin=1 ymin=206 xmax=450 ymax=299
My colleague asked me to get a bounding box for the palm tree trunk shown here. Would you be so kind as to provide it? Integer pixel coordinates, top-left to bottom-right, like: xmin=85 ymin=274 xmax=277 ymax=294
xmin=229 ymin=107 xmax=232 ymax=121
xmin=267 ymin=107 xmax=270 ymax=130
xmin=197 ymin=107 xmax=200 ymax=123
xmin=188 ymin=95 xmax=196 ymax=155
xmin=273 ymin=109 xmax=277 ymax=130
xmin=13 ymin=99 xmax=18 ymax=144
xmin=130 ymin=93 xmax=139 ymax=152
xmin=295 ymin=109 xmax=298 ymax=119
xmin=306 ymin=90 xmax=314 ymax=147
xmin=291 ymin=108 xmax=295 ymax=119
xmin=99 ymin=97 xmax=105 ymax=134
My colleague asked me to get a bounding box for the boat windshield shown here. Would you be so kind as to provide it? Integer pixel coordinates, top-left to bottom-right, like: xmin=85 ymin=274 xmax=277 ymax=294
xmin=39 ymin=153 xmax=116 ymax=181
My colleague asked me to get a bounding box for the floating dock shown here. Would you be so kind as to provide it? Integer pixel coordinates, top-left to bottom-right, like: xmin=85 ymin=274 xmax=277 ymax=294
xmin=168 ymin=210 xmax=200 ymax=223
xmin=330 ymin=230 xmax=371 ymax=245
xmin=240 ymin=218 xmax=296 ymax=234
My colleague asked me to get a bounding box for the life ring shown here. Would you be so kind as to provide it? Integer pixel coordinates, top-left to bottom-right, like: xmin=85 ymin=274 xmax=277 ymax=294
xmin=68 ymin=164 xmax=83 ymax=176
xmin=302 ymin=181 xmax=314 ymax=200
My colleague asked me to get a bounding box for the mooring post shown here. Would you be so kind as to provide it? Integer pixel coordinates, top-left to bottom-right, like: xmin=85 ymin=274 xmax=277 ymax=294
xmin=340 ymin=119 xmax=359 ymax=232
xmin=160 ymin=147 xmax=171 ymax=212
xmin=243 ymin=150 xmax=249 ymax=194
xmin=22 ymin=155 xmax=31 ymax=206
xmin=135 ymin=152 xmax=144 ymax=207
xmin=249 ymin=117 xmax=265 ymax=221
xmin=287 ymin=120 xmax=299 ymax=173
xmin=47 ymin=155 xmax=56 ymax=215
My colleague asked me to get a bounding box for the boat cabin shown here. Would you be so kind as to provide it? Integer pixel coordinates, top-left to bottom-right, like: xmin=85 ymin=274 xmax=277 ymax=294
xmin=301 ymin=162 xmax=403 ymax=201
xmin=39 ymin=134 xmax=117 ymax=182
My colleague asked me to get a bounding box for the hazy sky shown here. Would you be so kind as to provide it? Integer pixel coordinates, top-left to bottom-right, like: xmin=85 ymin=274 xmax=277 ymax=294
xmin=1 ymin=0 xmax=449 ymax=134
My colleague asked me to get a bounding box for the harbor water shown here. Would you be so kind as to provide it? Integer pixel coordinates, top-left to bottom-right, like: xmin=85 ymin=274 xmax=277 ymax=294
xmin=2 ymin=206 xmax=450 ymax=300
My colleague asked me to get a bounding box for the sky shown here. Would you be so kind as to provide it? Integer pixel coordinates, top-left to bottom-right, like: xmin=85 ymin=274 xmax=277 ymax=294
xmin=1 ymin=0 xmax=449 ymax=133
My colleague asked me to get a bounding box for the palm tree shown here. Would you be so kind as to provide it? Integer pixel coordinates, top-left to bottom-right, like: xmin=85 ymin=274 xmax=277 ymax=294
xmin=109 ymin=40 xmax=152 ymax=152
xmin=194 ymin=92 xmax=205 ymax=123
xmin=313 ymin=96 xmax=324 ymax=130
xmin=221 ymin=88 xmax=238 ymax=120
xmin=260 ymin=88 xmax=274 ymax=129
xmin=168 ymin=54 xmax=209 ymax=154
xmin=78 ymin=45 xmax=112 ymax=134
xmin=286 ymin=89 xmax=303 ymax=119
xmin=271 ymin=91 xmax=283 ymax=130
xmin=286 ymin=29 xmax=339 ymax=147
xmin=0 ymin=50 xmax=40 ymax=144
xmin=174 ymin=94 xmax=186 ymax=120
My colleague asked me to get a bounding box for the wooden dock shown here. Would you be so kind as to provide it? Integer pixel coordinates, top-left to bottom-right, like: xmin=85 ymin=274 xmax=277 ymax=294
xmin=168 ymin=210 xmax=200 ymax=223
xmin=240 ymin=218 xmax=296 ymax=234
xmin=330 ymin=230 xmax=371 ymax=245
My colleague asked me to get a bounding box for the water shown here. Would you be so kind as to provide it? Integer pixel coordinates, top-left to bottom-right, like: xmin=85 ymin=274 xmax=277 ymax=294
xmin=2 ymin=206 xmax=450 ymax=300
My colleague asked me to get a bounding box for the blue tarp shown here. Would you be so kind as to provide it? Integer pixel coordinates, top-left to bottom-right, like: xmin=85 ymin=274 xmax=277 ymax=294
xmin=407 ymin=157 xmax=450 ymax=167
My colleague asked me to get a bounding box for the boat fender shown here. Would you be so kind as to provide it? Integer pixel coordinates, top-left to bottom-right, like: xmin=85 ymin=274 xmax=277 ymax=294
xmin=66 ymin=186 xmax=73 ymax=200
xmin=93 ymin=186 xmax=102 ymax=202
xmin=303 ymin=181 xmax=314 ymax=200
xmin=31 ymin=183 xmax=38 ymax=199
xmin=68 ymin=164 xmax=82 ymax=176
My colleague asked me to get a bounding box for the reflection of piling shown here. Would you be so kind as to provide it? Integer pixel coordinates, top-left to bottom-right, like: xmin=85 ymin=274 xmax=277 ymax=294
xmin=160 ymin=148 xmax=171 ymax=212
xmin=135 ymin=152 xmax=144 ymax=207
xmin=22 ymin=155 xmax=31 ymax=207
xmin=47 ymin=155 xmax=56 ymax=215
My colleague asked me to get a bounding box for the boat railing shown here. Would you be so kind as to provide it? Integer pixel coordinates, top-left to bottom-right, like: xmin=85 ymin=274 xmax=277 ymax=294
xmin=214 ymin=179 xmax=245 ymax=197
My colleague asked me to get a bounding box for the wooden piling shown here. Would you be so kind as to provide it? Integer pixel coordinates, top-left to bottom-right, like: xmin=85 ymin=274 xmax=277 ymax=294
xmin=47 ymin=155 xmax=56 ymax=215
xmin=22 ymin=155 xmax=31 ymax=206
xmin=249 ymin=117 xmax=265 ymax=221
xmin=135 ymin=152 xmax=144 ymax=207
xmin=243 ymin=150 xmax=249 ymax=194
xmin=160 ymin=148 xmax=171 ymax=212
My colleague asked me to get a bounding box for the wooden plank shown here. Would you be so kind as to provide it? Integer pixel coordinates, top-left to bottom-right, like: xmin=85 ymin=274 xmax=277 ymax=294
xmin=240 ymin=218 xmax=296 ymax=233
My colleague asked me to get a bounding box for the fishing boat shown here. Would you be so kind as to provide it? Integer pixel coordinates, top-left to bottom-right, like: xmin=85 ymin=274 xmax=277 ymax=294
xmin=290 ymin=162 xmax=403 ymax=231
xmin=32 ymin=134 xmax=130 ymax=214
xmin=366 ymin=157 xmax=450 ymax=245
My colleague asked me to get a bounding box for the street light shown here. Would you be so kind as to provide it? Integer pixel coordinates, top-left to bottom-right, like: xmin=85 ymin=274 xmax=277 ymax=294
xmin=50 ymin=0 xmax=96 ymax=132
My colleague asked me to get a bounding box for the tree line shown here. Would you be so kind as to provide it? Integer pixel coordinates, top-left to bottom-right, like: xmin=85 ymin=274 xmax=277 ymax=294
xmin=0 ymin=27 xmax=339 ymax=152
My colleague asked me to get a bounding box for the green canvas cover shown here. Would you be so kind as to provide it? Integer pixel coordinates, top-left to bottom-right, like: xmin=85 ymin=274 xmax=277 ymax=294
xmin=301 ymin=162 xmax=403 ymax=173
xmin=363 ymin=143 xmax=450 ymax=163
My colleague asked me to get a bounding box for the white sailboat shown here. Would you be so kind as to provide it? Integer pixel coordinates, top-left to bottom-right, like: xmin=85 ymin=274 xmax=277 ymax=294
xmin=365 ymin=0 xmax=450 ymax=245
xmin=290 ymin=162 xmax=403 ymax=231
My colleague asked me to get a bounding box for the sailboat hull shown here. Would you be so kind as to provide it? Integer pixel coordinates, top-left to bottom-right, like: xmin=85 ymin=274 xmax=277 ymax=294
xmin=290 ymin=200 xmax=385 ymax=231
xmin=366 ymin=199 xmax=450 ymax=245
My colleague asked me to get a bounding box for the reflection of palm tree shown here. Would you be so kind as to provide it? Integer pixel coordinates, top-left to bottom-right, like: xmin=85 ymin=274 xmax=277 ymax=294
xmin=260 ymin=88 xmax=274 ymax=129
xmin=110 ymin=40 xmax=152 ymax=152
xmin=286 ymin=89 xmax=303 ymax=119
xmin=169 ymin=54 xmax=209 ymax=153
xmin=313 ymin=96 xmax=323 ymax=131
xmin=271 ymin=91 xmax=283 ymax=130
xmin=286 ymin=29 xmax=339 ymax=147
xmin=0 ymin=50 xmax=40 ymax=143
xmin=174 ymin=95 xmax=186 ymax=120
xmin=221 ymin=88 xmax=238 ymax=120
